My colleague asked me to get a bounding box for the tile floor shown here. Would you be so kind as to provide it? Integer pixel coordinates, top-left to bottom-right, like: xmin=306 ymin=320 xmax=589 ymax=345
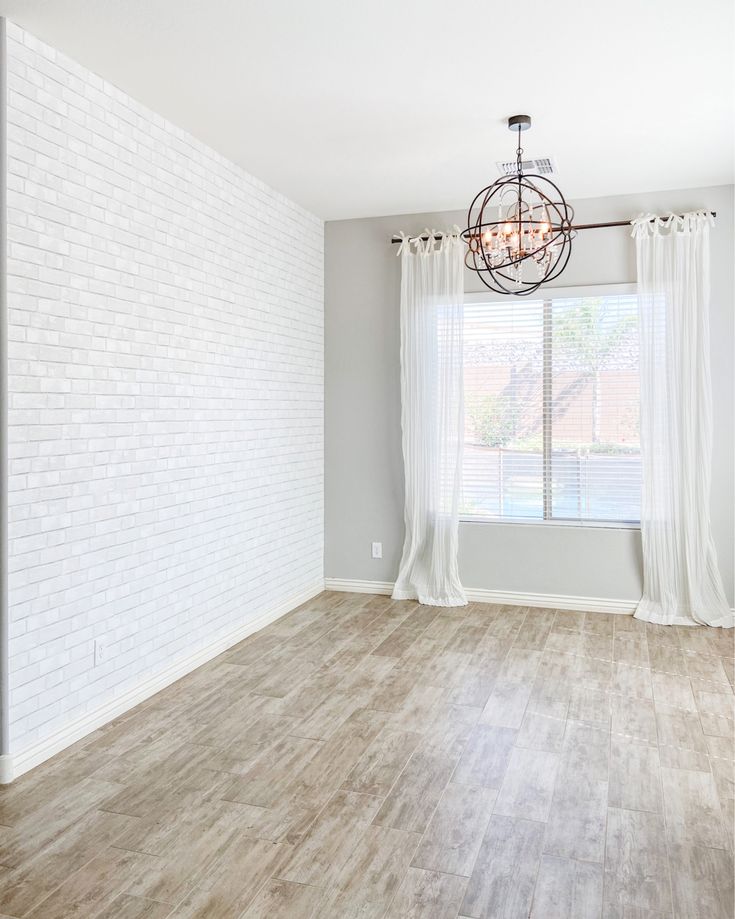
xmin=0 ymin=592 xmax=732 ymax=918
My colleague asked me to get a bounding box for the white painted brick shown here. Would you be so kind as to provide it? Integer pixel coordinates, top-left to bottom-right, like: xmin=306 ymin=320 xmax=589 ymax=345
xmin=6 ymin=23 xmax=324 ymax=755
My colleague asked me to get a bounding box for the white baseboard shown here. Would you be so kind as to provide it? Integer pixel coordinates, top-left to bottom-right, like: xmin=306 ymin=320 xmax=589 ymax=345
xmin=325 ymin=578 xmax=394 ymax=596
xmin=4 ymin=579 xmax=324 ymax=784
xmin=0 ymin=755 xmax=13 ymax=784
xmin=324 ymin=577 xmax=638 ymax=615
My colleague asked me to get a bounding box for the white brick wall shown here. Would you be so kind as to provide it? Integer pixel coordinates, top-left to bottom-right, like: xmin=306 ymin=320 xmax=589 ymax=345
xmin=5 ymin=23 xmax=324 ymax=755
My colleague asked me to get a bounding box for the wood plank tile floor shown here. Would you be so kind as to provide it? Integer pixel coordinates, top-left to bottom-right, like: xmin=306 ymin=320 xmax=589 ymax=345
xmin=1 ymin=592 xmax=733 ymax=918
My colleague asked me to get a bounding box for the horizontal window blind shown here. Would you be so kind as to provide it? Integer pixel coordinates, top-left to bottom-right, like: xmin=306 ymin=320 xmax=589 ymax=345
xmin=462 ymin=292 xmax=641 ymax=524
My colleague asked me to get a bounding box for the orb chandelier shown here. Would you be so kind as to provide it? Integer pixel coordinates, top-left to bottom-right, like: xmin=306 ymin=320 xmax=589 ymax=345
xmin=462 ymin=115 xmax=575 ymax=296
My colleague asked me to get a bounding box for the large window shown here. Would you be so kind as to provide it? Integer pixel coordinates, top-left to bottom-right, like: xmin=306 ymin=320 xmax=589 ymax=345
xmin=462 ymin=287 xmax=640 ymax=525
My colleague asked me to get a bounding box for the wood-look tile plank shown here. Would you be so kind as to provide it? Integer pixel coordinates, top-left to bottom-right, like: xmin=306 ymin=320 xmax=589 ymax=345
xmin=123 ymin=803 xmax=248 ymax=905
xmin=0 ymin=809 xmax=135 ymax=917
xmin=460 ymin=815 xmax=544 ymax=919
xmin=99 ymin=745 xmax=225 ymax=818
xmin=647 ymin=642 xmax=688 ymax=675
xmin=449 ymin=659 xmax=500 ymax=708
xmin=553 ymin=609 xmax=585 ymax=631
xmin=168 ymin=835 xmax=291 ymax=918
xmin=289 ymin=691 xmax=363 ymax=741
xmin=372 ymin=746 xmax=459 ymax=834
xmin=0 ymin=748 xmax=115 ymax=827
xmin=614 ymin=615 xmax=647 ymax=637
xmin=479 ymin=679 xmax=532 ymax=729
xmin=612 ymin=662 xmax=653 ymax=700
xmin=516 ymin=705 xmax=567 ymax=752
xmin=326 ymin=825 xmax=422 ymax=916
xmin=544 ymin=721 xmax=609 ymax=863
xmin=421 ymin=702 xmax=481 ymax=756
xmin=285 ymin=710 xmax=387 ymax=809
xmin=342 ymin=728 xmax=422 ymax=797
xmin=583 ymin=613 xmax=615 ymax=637
xmin=240 ymin=878 xmax=326 ymax=919
xmin=445 ymin=625 xmax=490 ymax=656
xmin=390 ymin=684 xmax=448 ymax=733
xmin=384 ymin=867 xmax=468 ymax=919
xmin=651 ymin=672 xmax=696 ymax=712
xmin=451 ymin=724 xmax=516 ymax=789
xmin=614 ymin=636 xmax=649 ymax=667
xmin=372 ymin=625 xmax=425 ymax=658
xmin=694 ymin=688 xmax=735 ymax=718
xmin=364 ymin=664 xmax=417 ymax=713
xmin=545 ymin=627 xmax=583 ymax=654
xmin=667 ymin=843 xmax=735 ymax=919
xmin=568 ymin=687 xmax=611 ymax=727
xmin=645 ymin=620 xmax=680 ymax=646
xmin=493 ymin=747 xmax=560 ymax=823
xmin=410 ymin=784 xmax=497 ymax=877
xmin=276 ymin=789 xmax=381 ymax=887
xmin=604 ymin=808 xmax=672 ymax=915
xmin=576 ymin=655 xmax=614 ymax=692
xmin=699 ymin=711 xmax=734 ymax=740
xmin=419 ymin=650 xmax=472 ymax=689
xmin=223 ymin=734 xmax=324 ymax=807
xmin=612 ymin=696 xmax=658 ymax=746
xmin=655 ymin=706 xmax=710 ymax=772
xmin=544 ymin=773 xmax=607 ymax=863
xmin=24 ymin=847 xmax=161 ymax=919
xmin=686 ymin=653 xmax=731 ymax=685
xmin=95 ymin=894 xmax=174 ymax=918
xmin=660 ymin=766 xmax=728 ymax=849
xmin=609 ymin=739 xmax=663 ymax=814
xmin=530 ymin=856 xmax=603 ymax=918
xmin=0 ymin=777 xmax=123 ymax=868
xmin=498 ymin=649 xmax=542 ymax=683
xmin=581 ymin=632 xmax=614 ymax=661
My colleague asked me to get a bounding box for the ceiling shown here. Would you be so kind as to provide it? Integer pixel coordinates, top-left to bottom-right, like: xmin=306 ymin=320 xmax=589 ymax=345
xmin=0 ymin=0 xmax=732 ymax=220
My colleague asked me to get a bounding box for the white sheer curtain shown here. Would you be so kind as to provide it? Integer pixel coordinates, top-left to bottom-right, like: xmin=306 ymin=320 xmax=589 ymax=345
xmin=633 ymin=212 xmax=732 ymax=627
xmin=392 ymin=229 xmax=467 ymax=607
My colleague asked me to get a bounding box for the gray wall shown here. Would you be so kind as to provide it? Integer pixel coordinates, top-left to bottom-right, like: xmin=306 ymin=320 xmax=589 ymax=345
xmin=325 ymin=185 xmax=734 ymax=604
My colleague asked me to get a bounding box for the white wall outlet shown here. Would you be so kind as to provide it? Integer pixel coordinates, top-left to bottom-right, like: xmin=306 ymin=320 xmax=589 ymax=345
xmin=371 ymin=542 xmax=383 ymax=559
xmin=94 ymin=637 xmax=108 ymax=666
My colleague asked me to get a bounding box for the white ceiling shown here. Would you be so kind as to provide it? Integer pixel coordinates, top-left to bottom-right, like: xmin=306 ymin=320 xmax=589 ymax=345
xmin=0 ymin=0 xmax=732 ymax=220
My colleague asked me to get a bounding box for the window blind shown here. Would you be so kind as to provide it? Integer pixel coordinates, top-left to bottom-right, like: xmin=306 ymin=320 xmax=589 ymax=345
xmin=462 ymin=291 xmax=641 ymax=524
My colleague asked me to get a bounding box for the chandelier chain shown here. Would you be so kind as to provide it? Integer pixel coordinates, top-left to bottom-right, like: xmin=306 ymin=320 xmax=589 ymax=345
xmin=516 ymin=125 xmax=523 ymax=172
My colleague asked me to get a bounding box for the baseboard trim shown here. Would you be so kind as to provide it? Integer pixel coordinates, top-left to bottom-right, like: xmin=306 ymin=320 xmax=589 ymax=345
xmin=324 ymin=577 xmax=638 ymax=615
xmin=325 ymin=578 xmax=394 ymax=596
xmin=0 ymin=755 xmax=12 ymax=784
xmin=4 ymin=579 xmax=324 ymax=783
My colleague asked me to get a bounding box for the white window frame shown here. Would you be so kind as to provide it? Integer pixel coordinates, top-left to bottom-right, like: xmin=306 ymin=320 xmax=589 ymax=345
xmin=461 ymin=282 xmax=640 ymax=531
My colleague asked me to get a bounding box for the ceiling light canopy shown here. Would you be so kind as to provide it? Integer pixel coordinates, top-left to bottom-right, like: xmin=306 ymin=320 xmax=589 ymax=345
xmin=463 ymin=115 xmax=575 ymax=296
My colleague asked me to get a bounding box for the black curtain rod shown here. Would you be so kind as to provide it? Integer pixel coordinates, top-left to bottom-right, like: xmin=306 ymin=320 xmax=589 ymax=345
xmin=390 ymin=211 xmax=717 ymax=244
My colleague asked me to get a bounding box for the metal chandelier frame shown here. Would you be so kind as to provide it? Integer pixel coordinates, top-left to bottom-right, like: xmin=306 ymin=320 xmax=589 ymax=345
xmin=390 ymin=114 xmax=716 ymax=296
xmin=462 ymin=115 xmax=575 ymax=296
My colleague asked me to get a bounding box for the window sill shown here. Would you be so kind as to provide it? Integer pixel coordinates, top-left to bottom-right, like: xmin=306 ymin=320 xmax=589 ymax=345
xmin=459 ymin=516 xmax=641 ymax=531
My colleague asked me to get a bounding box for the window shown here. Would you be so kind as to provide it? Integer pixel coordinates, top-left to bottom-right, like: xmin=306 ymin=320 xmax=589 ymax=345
xmin=462 ymin=286 xmax=640 ymax=525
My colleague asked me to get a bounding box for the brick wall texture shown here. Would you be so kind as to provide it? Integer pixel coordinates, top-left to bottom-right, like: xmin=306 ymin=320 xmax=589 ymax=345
xmin=5 ymin=23 xmax=324 ymax=754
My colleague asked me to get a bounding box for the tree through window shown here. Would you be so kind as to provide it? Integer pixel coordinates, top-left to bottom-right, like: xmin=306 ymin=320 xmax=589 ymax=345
xmin=462 ymin=291 xmax=640 ymax=524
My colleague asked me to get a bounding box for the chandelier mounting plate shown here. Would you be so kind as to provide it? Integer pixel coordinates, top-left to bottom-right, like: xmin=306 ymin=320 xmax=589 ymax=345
xmin=507 ymin=114 xmax=531 ymax=132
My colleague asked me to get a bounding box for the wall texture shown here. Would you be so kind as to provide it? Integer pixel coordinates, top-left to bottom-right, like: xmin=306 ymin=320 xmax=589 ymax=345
xmin=5 ymin=23 xmax=324 ymax=757
xmin=325 ymin=185 xmax=734 ymax=607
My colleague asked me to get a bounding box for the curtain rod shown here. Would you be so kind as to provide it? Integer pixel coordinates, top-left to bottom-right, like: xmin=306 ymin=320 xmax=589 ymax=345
xmin=389 ymin=211 xmax=717 ymax=244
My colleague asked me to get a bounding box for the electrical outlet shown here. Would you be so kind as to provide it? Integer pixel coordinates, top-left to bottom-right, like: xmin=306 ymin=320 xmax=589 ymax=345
xmin=94 ymin=637 xmax=108 ymax=666
xmin=371 ymin=542 xmax=382 ymax=559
